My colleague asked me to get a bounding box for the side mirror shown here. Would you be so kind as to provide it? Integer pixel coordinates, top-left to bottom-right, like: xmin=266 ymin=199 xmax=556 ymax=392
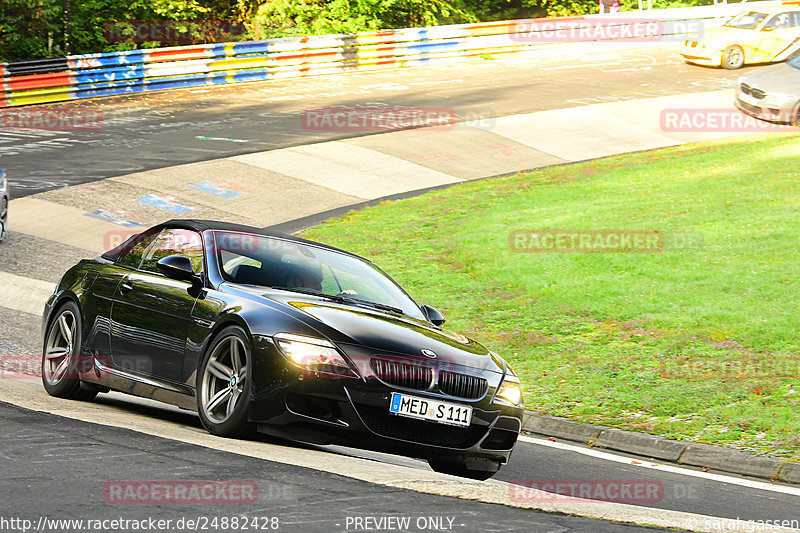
xmin=157 ymin=255 xmax=200 ymax=283
xmin=762 ymin=26 xmax=775 ymax=31
xmin=420 ymin=304 xmax=446 ymax=326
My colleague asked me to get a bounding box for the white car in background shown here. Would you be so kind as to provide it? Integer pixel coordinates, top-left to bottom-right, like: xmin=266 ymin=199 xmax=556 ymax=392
xmin=681 ymin=6 xmax=800 ymax=69
xmin=736 ymin=51 xmax=800 ymax=124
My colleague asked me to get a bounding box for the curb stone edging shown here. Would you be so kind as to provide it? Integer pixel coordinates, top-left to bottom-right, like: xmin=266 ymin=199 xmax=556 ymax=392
xmin=779 ymin=463 xmax=800 ymax=484
xmin=596 ymin=427 xmax=687 ymax=463
xmin=522 ymin=413 xmax=799 ymax=485
xmin=679 ymin=443 xmax=783 ymax=481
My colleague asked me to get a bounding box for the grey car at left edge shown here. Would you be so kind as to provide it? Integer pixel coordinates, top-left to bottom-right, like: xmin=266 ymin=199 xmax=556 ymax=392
xmin=736 ymin=52 xmax=800 ymax=125
xmin=0 ymin=169 xmax=8 ymax=243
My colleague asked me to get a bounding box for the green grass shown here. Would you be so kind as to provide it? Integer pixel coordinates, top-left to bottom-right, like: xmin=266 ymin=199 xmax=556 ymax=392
xmin=301 ymin=133 xmax=800 ymax=458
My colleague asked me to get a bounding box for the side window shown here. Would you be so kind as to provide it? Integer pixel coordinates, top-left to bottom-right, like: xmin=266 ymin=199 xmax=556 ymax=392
xmin=139 ymin=229 xmax=204 ymax=274
xmin=766 ymin=13 xmax=791 ymax=30
xmin=220 ymin=250 xmax=261 ymax=279
xmin=117 ymin=231 xmax=159 ymax=270
xmin=791 ymin=12 xmax=800 ymax=28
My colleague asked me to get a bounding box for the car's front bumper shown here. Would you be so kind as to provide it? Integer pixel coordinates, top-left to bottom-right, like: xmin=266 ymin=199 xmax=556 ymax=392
xmin=248 ymin=336 xmax=523 ymax=467
xmin=680 ymin=42 xmax=722 ymax=66
xmin=681 ymin=48 xmax=722 ymax=67
xmin=734 ymin=91 xmax=797 ymax=125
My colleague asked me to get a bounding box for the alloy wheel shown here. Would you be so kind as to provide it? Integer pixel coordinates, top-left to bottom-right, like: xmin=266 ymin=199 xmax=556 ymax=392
xmin=200 ymin=335 xmax=248 ymax=424
xmin=43 ymin=309 xmax=77 ymax=386
xmin=722 ymin=45 xmax=744 ymax=69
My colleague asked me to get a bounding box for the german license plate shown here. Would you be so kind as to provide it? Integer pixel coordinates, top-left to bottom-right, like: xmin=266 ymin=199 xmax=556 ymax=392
xmin=389 ymin=392 xmax=472 ymax=427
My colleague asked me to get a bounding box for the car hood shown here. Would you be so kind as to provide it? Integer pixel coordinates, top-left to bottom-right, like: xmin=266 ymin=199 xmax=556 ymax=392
xmin=254 ymin=290 xmax=502 ymax=373
xmin=697 ymin=26 xmax=756 ymax=47
xmin=740 ymin=62 xmax=800 ymax=93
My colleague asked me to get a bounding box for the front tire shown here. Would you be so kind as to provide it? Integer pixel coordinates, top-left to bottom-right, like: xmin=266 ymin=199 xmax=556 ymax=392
xmin=41 ymin=301 xmax=97 ymax=401
xmin=427 ymin=457 xmax=500 ymax=481
xmin=722 ymin=45 xmax=744 ymax=69
xmin=197 ymin=326 xmax=254 ymax=437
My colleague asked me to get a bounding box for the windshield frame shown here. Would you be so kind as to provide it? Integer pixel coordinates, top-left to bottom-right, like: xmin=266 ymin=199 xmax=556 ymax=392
xmin=210 ymin=230 xmax=427 ymax=320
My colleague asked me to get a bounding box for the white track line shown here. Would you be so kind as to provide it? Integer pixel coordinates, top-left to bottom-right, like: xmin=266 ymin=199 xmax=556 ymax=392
xmin=519 ymin=435 xmax=800 ymax=497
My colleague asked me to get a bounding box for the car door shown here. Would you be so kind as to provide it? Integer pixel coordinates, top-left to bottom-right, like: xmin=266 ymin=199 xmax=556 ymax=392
xmin=754 ymin=12 xmax=798 ymax=62
xmin=85 ymin=229 xmax=161 ymax=367
xmin=768 ymin=11 xmax=800 ymax=60
xmin=110 ymin=228 xmax=204 ymax=383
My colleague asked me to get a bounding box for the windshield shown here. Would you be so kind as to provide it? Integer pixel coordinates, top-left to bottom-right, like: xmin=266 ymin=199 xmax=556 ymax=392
xmin=213 ymin=231 xmax=426 ymax=320
xmin=724 ymin=11 xmax=767 ymax=29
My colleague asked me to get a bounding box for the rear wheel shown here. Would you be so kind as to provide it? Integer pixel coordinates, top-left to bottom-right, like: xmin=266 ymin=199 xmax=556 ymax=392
xmin=427 ymin=457 xmax=500 ymax=481
xmin=41 ymin=301 xmax=97 ymax=401
xmin=722 ymin=45 xmax=745 ymax=69
xmin=197 ymin=326 xmax=254 ymax=437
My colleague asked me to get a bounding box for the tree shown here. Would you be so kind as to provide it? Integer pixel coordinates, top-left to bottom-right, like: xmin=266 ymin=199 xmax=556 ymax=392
xmin=0 ymin=0 xmax=63 ymax=61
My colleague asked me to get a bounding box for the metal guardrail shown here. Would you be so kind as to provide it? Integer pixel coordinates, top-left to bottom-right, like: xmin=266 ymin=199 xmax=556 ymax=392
xmin=0 ymin=2 xmax=780 ymax=108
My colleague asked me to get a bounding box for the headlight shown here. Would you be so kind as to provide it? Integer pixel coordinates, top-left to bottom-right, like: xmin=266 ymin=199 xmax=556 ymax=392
xmin=273 ymin=333 xmax=358 ymax=378
xmin=496 ymin=374 xmax=524 ymax=406
xmin=490 ymin=352 xmax=524 ymax=406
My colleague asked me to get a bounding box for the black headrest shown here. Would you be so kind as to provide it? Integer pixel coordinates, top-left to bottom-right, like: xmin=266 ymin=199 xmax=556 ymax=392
xmin=233 ymin=265 xmax=265 ymax=285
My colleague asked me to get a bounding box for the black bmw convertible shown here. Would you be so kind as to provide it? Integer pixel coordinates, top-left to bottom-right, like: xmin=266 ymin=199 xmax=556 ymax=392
xmin=42 ymin=219 xmax=524 ymax=479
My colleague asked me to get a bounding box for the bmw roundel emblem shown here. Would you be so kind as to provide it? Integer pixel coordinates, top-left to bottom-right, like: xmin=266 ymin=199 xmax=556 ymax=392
xmin=421 ymin=349 xmax=437 ymax=358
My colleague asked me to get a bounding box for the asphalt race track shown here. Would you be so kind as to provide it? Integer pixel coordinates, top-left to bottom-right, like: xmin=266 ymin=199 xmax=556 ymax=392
xmin=2 ymin=402 xmax=662 ymax=533
xmin=1 ymin=42 xmax=799 ymax=532
xmin=2 ymin=45 xmax=740 ymax=197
